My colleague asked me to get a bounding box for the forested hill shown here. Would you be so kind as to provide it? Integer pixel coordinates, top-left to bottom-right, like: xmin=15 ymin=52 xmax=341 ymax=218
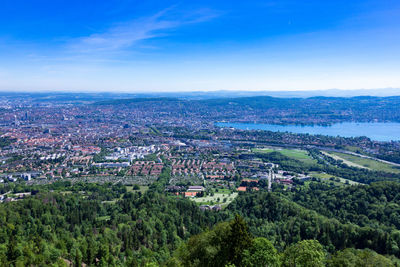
xmin=2 ymin=181 xmax=400 ymax=265
xmin=92 ymin=96 xmax=400 ymax=124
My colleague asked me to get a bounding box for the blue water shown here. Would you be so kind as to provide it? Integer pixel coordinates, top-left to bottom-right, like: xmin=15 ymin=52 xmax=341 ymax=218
xmin=215 ymin=122 xmax=400 ymax=141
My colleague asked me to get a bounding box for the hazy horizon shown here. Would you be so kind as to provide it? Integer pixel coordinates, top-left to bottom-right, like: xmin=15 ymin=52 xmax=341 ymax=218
xmin=2 ymin=88 xmax=400 ymax=99
xmin=2 ymin=87 xmax=400 ymax=94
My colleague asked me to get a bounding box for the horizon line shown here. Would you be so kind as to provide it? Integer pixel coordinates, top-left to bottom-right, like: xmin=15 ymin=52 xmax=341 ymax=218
xmin=1 ymin=87 xmax=400 ymax=94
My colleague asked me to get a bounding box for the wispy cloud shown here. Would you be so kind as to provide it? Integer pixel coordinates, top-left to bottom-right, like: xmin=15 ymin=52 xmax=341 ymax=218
xmin=68 ymin=7 xmax=220 ymax=54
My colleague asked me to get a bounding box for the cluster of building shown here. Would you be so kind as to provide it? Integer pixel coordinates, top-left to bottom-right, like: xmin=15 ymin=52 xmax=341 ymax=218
xmin=128 ymin=161 xmax=164 ymax=176
xmin=170 ymin=159 xmax=235 ymax=177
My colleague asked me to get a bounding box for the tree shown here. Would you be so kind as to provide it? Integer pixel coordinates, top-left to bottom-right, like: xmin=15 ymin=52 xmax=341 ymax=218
xmin=223 ymin=215 xmax=253 ymax=266
xmin=282 ymin=240 xmax=326 ymax=267
xmin=178 ymin=221 xmax=230 ymax=267
xmin=327 ymin=248 xmax=395 ymax=267
xmin=165 ymin=257 xmax=183 ymax=267
xmin=133 ymin=184 xmax=140 ymax=190
xmin=241 ymin=237 xmax=280 ymax=267
xmin=177 ymin=216 xmax=252 ymax=267
xmin=71 ymin=246 xmax=82 ymax=267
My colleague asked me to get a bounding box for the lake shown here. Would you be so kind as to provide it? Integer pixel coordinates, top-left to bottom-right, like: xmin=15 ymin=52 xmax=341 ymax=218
xmin=215 ymin=122 xmax=400 ymax=141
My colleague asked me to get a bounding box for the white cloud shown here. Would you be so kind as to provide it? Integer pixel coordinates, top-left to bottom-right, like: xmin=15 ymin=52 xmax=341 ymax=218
xmin=68 ymin=7 xmax=219 ymax=54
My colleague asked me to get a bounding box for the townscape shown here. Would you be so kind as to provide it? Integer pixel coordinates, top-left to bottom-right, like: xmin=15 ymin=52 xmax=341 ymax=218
xmin=2 ymin=0 xmax=400 ymax=265
xmin=2 ymin=95 xmax=400 ymax=205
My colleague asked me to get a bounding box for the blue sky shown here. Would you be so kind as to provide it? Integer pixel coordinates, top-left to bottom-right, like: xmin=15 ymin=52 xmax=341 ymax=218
xmin=0 ymin=0 xmax=399 ymax=92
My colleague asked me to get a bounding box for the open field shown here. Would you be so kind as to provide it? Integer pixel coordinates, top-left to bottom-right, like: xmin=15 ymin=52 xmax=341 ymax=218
xmin=253 ymin=148 xmax=274 ymax=153
xmin=309 ymin=171 xmax=361 ymax=185
xmin=309 ymin=172 xmax=335 ymax=180
xmin=322 ymin=151 xmax=369 ymax=169
xmin=328 ymin=152 xmax=400 ymax=174
xmin=191 ymin=192 xmax=238 ymax=207
xmin=214 ymin=188 xmax=231 ymax=194
xmin=254 ymin=147 xmax=316 ymax=164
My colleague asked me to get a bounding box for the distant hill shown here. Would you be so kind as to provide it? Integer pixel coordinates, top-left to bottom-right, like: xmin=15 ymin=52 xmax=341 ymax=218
xmin=94 ymin=97 xmax=182 ymax=105
xmin=94 ymin=95 xmax=400 ymax=109
xmin=1 ymin=88 xmax=400 ymax=102
xmin=91 ymin=95 xmax=400 ymax=124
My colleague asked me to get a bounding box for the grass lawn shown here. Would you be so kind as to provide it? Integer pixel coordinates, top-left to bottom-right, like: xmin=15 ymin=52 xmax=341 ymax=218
xmin=310 ymin=172 xmax=334 ymax=179
xmin=330 ymin=152 xmax=400 ymax=174
xmin=322 ymin=151 xmax=368 ymax=169
xmin=253 ymin=148 xmax=274 ymax=153
xmin=214 ymin=188 xmax=231 ymax=194
xmin=191 ymin=192 xmax=238 ymax=208
xmin=254 ymin=148 xmax=316 ymax=164
xmin=337 ymin=177 xmax=362 ymax=185
xmin=280 ymin=149 xmax=315 ymax=163
xmin=309 ymin=171 xmax=361 ymax=185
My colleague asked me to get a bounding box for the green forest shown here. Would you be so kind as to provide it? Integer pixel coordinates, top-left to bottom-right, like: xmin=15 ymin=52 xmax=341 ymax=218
xmin=1 ymin=180 xmax=400 ymax=266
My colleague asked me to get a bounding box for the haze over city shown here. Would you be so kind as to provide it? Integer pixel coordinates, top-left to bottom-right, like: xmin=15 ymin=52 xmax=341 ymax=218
xmin=1 ymin=0 xmax=400 ymax=92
